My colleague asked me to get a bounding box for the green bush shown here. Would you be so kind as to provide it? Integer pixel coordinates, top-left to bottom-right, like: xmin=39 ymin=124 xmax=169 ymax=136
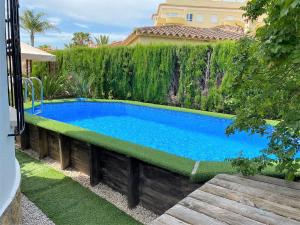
xmin=32 ymin=42 xmax=242 ymax=114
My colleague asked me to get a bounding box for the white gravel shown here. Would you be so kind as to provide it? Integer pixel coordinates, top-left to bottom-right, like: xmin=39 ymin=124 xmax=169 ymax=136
xmin=20 ymin=149 xmax=158 ymax=224
xmin=21 ymin=194 xmax=55 ymax=225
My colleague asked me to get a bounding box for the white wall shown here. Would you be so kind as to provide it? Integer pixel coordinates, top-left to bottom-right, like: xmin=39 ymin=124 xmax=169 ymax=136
xmin=0 ymin=0 xmax=21 ymax=216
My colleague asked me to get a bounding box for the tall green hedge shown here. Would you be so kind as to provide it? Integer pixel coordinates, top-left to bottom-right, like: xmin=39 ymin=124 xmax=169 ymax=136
xmin=32 ymin=42 xmax=240 ymax=113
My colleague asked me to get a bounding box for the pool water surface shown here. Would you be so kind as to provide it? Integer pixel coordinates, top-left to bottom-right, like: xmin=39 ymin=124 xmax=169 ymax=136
xmin=27 ymin=101 xmax=271 ymax=161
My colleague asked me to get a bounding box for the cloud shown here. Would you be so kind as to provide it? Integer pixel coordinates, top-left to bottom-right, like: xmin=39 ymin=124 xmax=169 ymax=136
xmin=48 ymin=17 xmax=61 ymax=26
xmin=19 ymin=0 xmax=165 ymax=47
xmin=73 ymin=23 xmax=89 ymax=29
xmin=20 ymin=0 xmax=164 ymax=28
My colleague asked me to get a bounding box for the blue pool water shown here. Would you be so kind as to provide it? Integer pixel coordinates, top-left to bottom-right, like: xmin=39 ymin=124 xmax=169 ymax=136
xmin=28 ymin=101 xmax=271 ymax=161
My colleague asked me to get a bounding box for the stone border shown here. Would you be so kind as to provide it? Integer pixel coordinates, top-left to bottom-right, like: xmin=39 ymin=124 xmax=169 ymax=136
xmin=0 ymin=188 xmax=21 ymax=225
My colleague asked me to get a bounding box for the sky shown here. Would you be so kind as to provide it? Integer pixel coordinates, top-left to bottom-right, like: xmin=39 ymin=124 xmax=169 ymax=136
xmin=20 ymin=0 xmax=164 ymax=48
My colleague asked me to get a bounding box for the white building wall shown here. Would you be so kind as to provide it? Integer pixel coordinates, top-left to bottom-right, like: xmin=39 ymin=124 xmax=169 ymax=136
xmin=0 ymin=0 xmax=21 ymax=216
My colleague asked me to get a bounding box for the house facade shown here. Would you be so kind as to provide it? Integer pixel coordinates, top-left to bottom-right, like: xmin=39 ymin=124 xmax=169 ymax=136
xmin=152 ymin=0 xmax=263 ymax=32
xmin=153 ymin=0 xmax=247 ymax=28
xmin=112 ymin=0 xmax=253 ymax=47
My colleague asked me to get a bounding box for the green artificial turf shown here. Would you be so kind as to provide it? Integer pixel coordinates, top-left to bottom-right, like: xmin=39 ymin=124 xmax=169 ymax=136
xmin=16 ymin=151 xmax=141 ymax=225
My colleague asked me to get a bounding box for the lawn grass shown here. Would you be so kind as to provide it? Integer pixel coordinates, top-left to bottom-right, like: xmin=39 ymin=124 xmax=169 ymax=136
xmin=16 ymin=151 xmax=141 ymax=225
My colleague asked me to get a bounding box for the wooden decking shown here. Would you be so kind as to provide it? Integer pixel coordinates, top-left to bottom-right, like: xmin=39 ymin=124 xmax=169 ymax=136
xmin=151 ymin=174 xmax=300 ymax=225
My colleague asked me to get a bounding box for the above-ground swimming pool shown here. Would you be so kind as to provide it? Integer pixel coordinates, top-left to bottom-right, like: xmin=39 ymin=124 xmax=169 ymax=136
xmin=26 ymin=101 xmax=270 ymax=161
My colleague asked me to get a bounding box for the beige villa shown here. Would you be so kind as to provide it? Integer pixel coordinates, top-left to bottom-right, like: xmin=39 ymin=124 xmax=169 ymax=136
xmin=153 ymin=0 xmax=247 ymax=28
xmin=112 ymin=0 xmax=253 ymax=46
xmin=111 ymin=0 xmax=264 ymax=47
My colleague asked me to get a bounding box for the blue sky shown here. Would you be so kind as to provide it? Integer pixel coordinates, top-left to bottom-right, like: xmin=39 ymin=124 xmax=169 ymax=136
xmin=20 ymin=0 xmax=164 ymax=48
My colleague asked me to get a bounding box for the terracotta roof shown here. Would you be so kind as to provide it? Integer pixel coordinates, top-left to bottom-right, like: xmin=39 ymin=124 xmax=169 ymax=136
xmin=135 ymin=25 xmax=243 ymax=40
xmin=111 ymin=25 xmax=245 ymax=46
xmin=110 ymin=41 xmax=124 ymax=47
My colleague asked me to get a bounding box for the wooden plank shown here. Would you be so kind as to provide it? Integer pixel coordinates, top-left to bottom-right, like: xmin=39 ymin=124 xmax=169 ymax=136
xmin=150 ymin=214 xmax=190 ymax=225
xmin=29 ymin=125 xmax=40 ymax=152
xmin=139 ymin=185 xmax=182 ymax=214
xmin=99 ymin=150 xmax=129 ymax=194
xmin=89 ymin=145 xmax=102 ymax=186
xmin=190 ymin=189 xmax=300 ymax=225
xmin=47 ymin=133 xmax=60 ymax=161
xmin=58 ymin=135 xmax=71 ymax=170
xmin=38 ymin=128 xmax=48 ymax=159
xmin=70 ymin=140 xmax=90 ymax=175
xmin=167 ymin=204 xmax=226 ymax=225
xmin=180 ymin=197 xmax=264 ymax=225
xmin=19 ymin=124 xmax=30 ymax=149
xmin=201 ymin=183 xmax=300 ymax=221
xmin=127 ymin=157 xmax=140 ymax=209
xmin=215 ymin=174 xmax=300 ymax=199
xmin=208 ymin=177 xmax=300 ymax=209
xmin=244 ymin=175 xmax=300 ymax=190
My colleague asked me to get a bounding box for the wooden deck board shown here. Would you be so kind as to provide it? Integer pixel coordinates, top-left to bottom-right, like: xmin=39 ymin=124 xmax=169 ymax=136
xmin=207 ymin=177 xmax=300 ymax=209
xmin=244 ymin=175 xmax=300 ymax=190
xmin=151 ymin=174 xmax=300 ymax=225
xmin=166 ymin=204 xmax=226 ymax=225
xmin=215 ymin=174 xmax=300 ymax=198
xmin=150 ymin=214 xmax=190 ymax=225
xmin=201 ymin=183 xmax=300 ymax=221
xmin=190 ymin=189 xmax=300 ymax=225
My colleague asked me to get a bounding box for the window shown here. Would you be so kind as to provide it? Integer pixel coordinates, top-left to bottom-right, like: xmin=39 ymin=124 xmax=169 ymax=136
xmin=186 ymin=13 xmax=193 ymax=22
xmin=211 ymin=15 xmax=218 ymax=24
xmin=225 ymin=16 xmax=235 ymax=21
xmin=196 ymin=15 xmax=204 ymax=23
xmin=166 ymin=13 xmax=178 ymax=17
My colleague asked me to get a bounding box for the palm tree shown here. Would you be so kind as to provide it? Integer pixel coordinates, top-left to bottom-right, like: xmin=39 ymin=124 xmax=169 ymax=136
xmin=94 ymin=35 xmax=110 ymax=46
xmin=71 ymin=32 xmax=91 ymax=46
xmin=20 ymin=10 xmax=57 ymax=46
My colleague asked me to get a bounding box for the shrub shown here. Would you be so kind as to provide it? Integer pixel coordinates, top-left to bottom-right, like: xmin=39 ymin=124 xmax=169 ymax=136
xmin=33 ymin=42 xmax=242 ymax=114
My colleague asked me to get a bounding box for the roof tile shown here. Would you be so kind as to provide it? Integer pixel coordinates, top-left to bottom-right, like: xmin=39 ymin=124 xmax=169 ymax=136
xmin=133 ymin=25 xmax=244 ymax=41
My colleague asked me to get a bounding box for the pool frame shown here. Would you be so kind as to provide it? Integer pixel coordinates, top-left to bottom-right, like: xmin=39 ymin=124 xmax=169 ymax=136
xmin=19 ymin=99 xmax=278 ymax=213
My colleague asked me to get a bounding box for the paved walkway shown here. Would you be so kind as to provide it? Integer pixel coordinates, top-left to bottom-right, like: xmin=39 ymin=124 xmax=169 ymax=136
xmin=151 ymin=174 xmax=300 ymax=225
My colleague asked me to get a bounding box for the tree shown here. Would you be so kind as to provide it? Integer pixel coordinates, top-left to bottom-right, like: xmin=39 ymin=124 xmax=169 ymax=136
xmin=228 ymin=0 xmax=300 ymax=180
xmin=20 ymin=10 xmax=57 ymax=46
xmin=67 ymin=32 xmax=91 ymax=47
xmin=39 ymin=44 xmax=52 ymax=51
xmin=94 ymin=35 xmax=110 ymax=46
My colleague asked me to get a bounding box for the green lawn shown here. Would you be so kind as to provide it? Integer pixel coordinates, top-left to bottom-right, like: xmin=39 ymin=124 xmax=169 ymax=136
xmin=16 ymin=151 xmax=141 ymax=225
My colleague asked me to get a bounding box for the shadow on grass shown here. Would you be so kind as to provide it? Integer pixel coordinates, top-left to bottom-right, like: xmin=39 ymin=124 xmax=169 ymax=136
xmin=17 ymin=151 xmax=141 ymax=225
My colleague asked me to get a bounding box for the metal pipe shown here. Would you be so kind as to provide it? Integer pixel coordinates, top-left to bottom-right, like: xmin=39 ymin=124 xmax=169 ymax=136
xmin=29 ymin=77 xmax=43 ymax=113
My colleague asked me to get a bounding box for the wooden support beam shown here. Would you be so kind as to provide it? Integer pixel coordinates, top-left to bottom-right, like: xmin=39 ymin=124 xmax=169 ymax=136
xmin=127 ymin=157 xmax=140 ymax=209
xmin=58 ymin=135 xmax=71 ymax=170
xmin=38 ymin=128 xmax=48 ymax=159
xmin=89 ymin=145 xmax=102 ymax=186
xmin=18 ymin=124 xmax=30 ymax=149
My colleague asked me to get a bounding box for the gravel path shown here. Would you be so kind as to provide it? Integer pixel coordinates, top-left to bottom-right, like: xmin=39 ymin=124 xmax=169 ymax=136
xmin=21 ymin=194 xmax=55 ymax=225
xmin=20 ymin=149 xmax=158 ymax=224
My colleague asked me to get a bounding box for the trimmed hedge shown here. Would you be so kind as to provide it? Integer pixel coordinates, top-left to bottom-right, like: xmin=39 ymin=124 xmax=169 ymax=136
xmin=33 ymin=42 xmax=242 ymax=114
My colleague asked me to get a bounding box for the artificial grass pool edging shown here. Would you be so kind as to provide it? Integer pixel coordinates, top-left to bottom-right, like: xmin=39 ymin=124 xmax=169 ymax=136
xmin=23 ymin=98 xmax=280 ymax=182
